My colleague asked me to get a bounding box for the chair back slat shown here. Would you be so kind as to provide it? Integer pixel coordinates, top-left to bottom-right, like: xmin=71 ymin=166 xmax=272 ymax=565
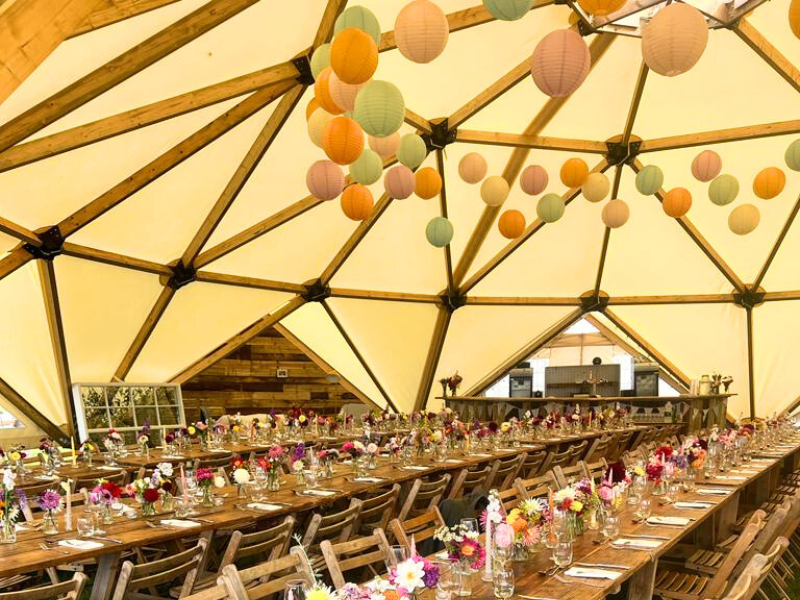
xmin=357 ymin=484 xmax=400 ymax=533
xmin=488 ymin=453 xmax=526 ymax=491
xmin=448 ymin=465 xmax=491 ymax=500
xmin=112 ymin=539 xmax=207 ymax=600
xmin=520 ymin=450 xmax=549 ymax=479
xmin=221 ymin=547 xmax=314 ymax=600
xmin=221 ymin=516 xmax=295 ymax=569
xmin=514 ymin=471 xmax=557 ymax=500
xmin=398 ymin=474 xmax=450 ymax=520
xmin=0 ymin=573 xmax=86 ymax=600
xmin=390 ymin=507 xmax=446 ymax=552
xmin=704 ymin=511 xmax=764 ymax=599
xmin=321 ymin=528 xmax=392 ymax=588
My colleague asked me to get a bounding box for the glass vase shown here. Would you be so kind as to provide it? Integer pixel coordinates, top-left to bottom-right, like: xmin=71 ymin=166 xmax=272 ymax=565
xmin=162 ymin=492 xmax=174 ymax=512
xmin=453 ymin=560 xmax=473 ymax=596
xmin=267 ymin=470 xmax=280 ymax=492
xmin=651 ymin=480 xmax=668 ymax=496
xmin=102 ymin=503 xmax=114 ymax=525
xmin=199 ymin=486 xmax=214 ymax=508
xmin=42 ymin=511 xmax=58 ymax=535
xmin=368 ymin=454 xmax=378 ymax=470
xmin=141 ymin=501 xmax=156 ymax=517
xmin=0 ymin=519 xmax=15 ymax=544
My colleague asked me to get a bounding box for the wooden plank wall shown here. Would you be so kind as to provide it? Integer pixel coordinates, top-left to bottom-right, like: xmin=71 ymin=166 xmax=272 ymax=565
xmin=181 ymin=327 xmax=359 ymax=421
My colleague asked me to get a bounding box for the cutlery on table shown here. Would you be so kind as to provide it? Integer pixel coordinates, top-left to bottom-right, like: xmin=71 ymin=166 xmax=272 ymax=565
xmin=554 ymin=574 xmax=605 ymax=588
xmin=39 ymin=543 xmax=70 ymax=555
xmin=88 ymin=535 xmax=122 ymax=544
xmin=624 ymin=534 xmax=670 ymax=540
xmin=574 ymin=562 xmax=631 ymax=570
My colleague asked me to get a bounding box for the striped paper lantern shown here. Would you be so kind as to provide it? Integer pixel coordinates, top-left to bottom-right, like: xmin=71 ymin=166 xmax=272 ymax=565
xmin=395 ymin=0 xmax=450 ymax=64
xmin=691 ymin=149 xmax=722 ymax=182
xmin=458 ymin=152 xmax=488 ymax=184
xmin=635 ymin=164 xmax=664 ymax=195
xmin=481 ymin=176 xmax=510 ymax=206
xmin=498 ymin=210 xmax=526 ymax=238
xmin=349 ymin=149 xmax=383 ymax=185
xmin=530 ymin=29 xmax=591 ymax=98
xmin=397 ymin=134 xmax=428 ymax=169
xmin=708 ymin=174 xmax=739 ymax=206
xmin=791 ymin=0 xmax=800 ymax=40
xmin=310 ymin=43 xmax=330 ymax=79
xmin=520 ymin=165 xmax=548 ymax=195
xmin=306 ymin=98 xmax=320 ymax=120
xmin=785 ymin=139 xmax=800 ymax=171
xmin=578 ymin=0 xmax=626 ymax=17
xmin=415 ymin=167 xmax=442 ymax=199
xmin=560 ymin=157 xmax=589 ymax=188
xmin=753 ymin=167 xmax=786 ymax=199
xmin=482 ymin=0 xmax=534 ymax=21
xmin=314 ymin=67 xmax=346 ymax=115
xmin=341 ymin=184 xmax=374 ymax=221
xmin=601 ymin=199 xmax=629 ymax=228
xmin=426 ymin=216 xmax=454 ymax=247
xmin=334 ymin=6 xmax=381 ymax=44
xmin=330 ymin=27 xmax=378 ymax=84
xmin=663 ymin=187 xmax=692 ymax=218
xmin=322 ymin=116 xmax=364 ymax=165
xmin=729 ymin=204 xmax=760 ymax=235
xmin=307 ymin=108 xmax=335 ymax=148
xmin=306 ymin=160 xmax=345 ymax=200
xmin=384 ymin=165 xmax=416 ymax=199
xmin=642 ymin=3 xmax=708 ymax=77
xmin=537 ymin=193 xmax=565 ymax=223
xmin=369 ymin=132 xmax=400 ymax=159
xmin=582 ymin=172 xmax=610 ymax=203
xmin=353 ymin=80 xmax=406 ymax=138
xmin=329 ymin=72 xmax=369 ymax=112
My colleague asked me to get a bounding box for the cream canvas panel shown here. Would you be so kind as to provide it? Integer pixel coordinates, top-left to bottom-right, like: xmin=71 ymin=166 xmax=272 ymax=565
xmin=753 ymin=301 xmax=800 ymax=417
xmin=761 ymin=209 xmax=800 ymax=292
xmin=127 ymin=283 xmax=293 ymax=382
xmin=327 ymin=298 xmax=440 ymax=412
xmin=280 ymin=302 xmax=388 ymax=409
xmin=0 ymin=392 xmax=49 ymax=447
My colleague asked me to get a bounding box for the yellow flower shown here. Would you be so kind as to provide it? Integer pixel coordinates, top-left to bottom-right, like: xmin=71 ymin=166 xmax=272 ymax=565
xmin=232 ymin=425 xmax=239 ymax=432
xmin=506 ymin=508 xmax=521 ymax=525
xmin=306 ymin=588 xmax=332 ymax=600
xmin=571 ymin=500 xmax=583 ymax=513
xmin=500 ymin=422 xmax=510 ymax=433
xmin=8 ymin=452 xmax=20 ymax=462
xmin=633 ymin=466 xmax=645 ymax=477
xmin=187 ymin=426 xmax=196 ymax=436
xmin=299 ymin=415 xmax=307 ymax=423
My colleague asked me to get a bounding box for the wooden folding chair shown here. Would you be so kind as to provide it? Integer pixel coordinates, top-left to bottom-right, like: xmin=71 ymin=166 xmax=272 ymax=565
xmin=301 ymin=498 xmax=362 ymax=569
xmin=355 ymin=484 xmax=400 ymax=535
xmin=487 ymin=453 xmax=526 ymax=491
xmin=447 ymin=465 xmax=491 ymax=500
xmin=390 ymin=507 xmax=446 ymax=553
xmin=218 ymin=516 xmax=295 ymax=571
xmin=397 ymin=474 xmax=450 ymax=521
xmin=582 ymin=459 xmax=609 ymax=483
xmin=519 ymin=449 xmax=550 ymax=480
xmin=552 ymin=463 xmax=586 ymax=489
xmin=0 ymin=572 xmax=86 ymax=600
xmin=72 ymin=470 xmax=127 ymax=493
xmin=220 ymin=547 xmax=314 ymax=600
xmin=583 ymin=435 xmax=612 ymax=464
xmin=566 ymin=440 xmax=588 ymax=463
xmin=514 ymin=471 xmax=557 ymax=500
xmin=321 ymin=528 xmax=393 ymax=588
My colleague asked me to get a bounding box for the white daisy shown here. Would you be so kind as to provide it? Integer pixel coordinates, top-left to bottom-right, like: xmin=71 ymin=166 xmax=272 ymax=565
xmin=395 ymin=559 xmax=425 ymax=592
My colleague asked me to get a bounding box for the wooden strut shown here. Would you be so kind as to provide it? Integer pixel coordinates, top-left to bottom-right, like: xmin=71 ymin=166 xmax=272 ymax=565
xmin=638 ymin=118 xmax=800 ymax=153
xmin=313 ymin=0 xmax=349 ymax=48
xmin=69 ymin=0 xmax=186 ymax=38
xmin=448 ymin=58 xmax=531 ymax=129
xmin=0 ymin=374 xmax=68 ymax=443
xmin=320 ymin=301 xmax=399 ymax=413
xmin=745 ymin=306 xmax=756 ymax=420
xmin=454 ymin=130 xmax=607 ymax=153
xmin=751 ymin=192 xmax=800 ymax=292
xmin=436 ymin=149 xmax=455 ymax=295
xmin=735 ymin=19 xmax=800 ymax=95
xmin=414 ymin=306 xmax=452 ymax=412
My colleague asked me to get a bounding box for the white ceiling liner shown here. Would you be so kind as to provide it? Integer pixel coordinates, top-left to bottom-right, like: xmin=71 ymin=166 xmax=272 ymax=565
xmin=1 ymin=0 xmax=800 ymax=431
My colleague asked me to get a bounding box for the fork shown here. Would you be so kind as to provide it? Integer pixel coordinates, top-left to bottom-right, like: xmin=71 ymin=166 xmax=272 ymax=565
xmin=554 ymin=574 xmax=606 ymax=588
xmin=39 ymin=543 xmax=69 ymax=555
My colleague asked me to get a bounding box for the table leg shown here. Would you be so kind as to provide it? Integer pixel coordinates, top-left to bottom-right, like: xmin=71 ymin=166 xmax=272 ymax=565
xmin=626 ymin=556 xmax=657 ymax=600
xmin=715 ymin=490 xmax=741 ymax=543
xmin=91 ymin=551 xmax=121 ymax=600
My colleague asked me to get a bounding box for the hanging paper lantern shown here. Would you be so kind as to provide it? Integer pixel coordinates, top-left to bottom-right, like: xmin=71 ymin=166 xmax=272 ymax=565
xmin=341 ymin=184 xmax=374 ymax=221
xmin=306 ymin=98 xmax=320 ymax=120
xmin=578 ymin=0 xmax=626 ymax=17
xmin=482 ymin=0 xmax=534 ymax=21
xmin=395 ymin=0 xmax=449 ymax=64
xmin=415 ymin=167 xmax=442 ymax=199
xmin=322 ymin=116 xmax=364 ymax=165
xmin=349 ymin=149 xmax=383 ymax=185
xmin=329 ymin=72 xmax=369 ymax=113
xmin=753 ymin=167 xmax=786 ymax=199
xmin=791 ymin=0 xmax=800 ymax=40
xmin=582 ymin=172 xmax=610 ymax=203
xmin=481 ymin=176 xmax=510 ymax=206
xmin=537 ymin=193 xmax=565 ymax=223
xmin=785 ymin=139 xmax=800 ymax=171
xmin=306 ymin=160 xmax=345 ymax=200
xmin=384 ymin=165 xmax=416 ymax=199
xmin=530 ymin=29 xmax=591 ymax=98
xmin=691 ymin=149 xmax=722 ymax=182
xmin=635 ymin=164 xmax=664 ymax=195
xmin=560 ymin=158 xmax=589 ymax=188
xmin=426 ymin=216 xmax=454 ymax=247
xmin=520 ymin=165 xmax=548 ymax=195
xmin=729 ymin=204 xmax=760 ymax=235
xmin=334 ymin=6 xmax=381 ymax=45
xmin=498 ymin=210 xmax=526 ymax=238
xmin=330 ymin=27 xmax=378 ymax=84
xmin=310 ymin=43 xmax=331 ymax=79
xmin=397 ymin=134 xmax=428 ymax=169
xmin=369 ymin=132 xmax=400 ymax=159
xmin=459 ymin=153 xmax=488 ymax=184
xmin=708 ymin=174 xmax=739 ymax=206
xmin=641 ymin=3 xmax=708 ymax=77
xmin=314 ymin=67 xmax=346 ymax=115
xmin=308 ymin=108 xmax=335 ymax=148
xmin=352 ymin=80 xmax=405 ymax=138
xmin=663 ymin=187 xmax=692 ymax=218
xmin=602 ymin=199 xmax=630 ymax=228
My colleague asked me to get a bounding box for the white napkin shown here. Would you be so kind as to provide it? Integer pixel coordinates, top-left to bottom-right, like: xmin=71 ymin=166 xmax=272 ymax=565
xmin=674 ymin=502 xmax=713 ymax=510
xmin=400 ymin=466 xmax=428 ymax=471
xmin=34 ymin=475 xmax=58 ymax=481
xmin=435 ymin=551 xmax=449 ymax=560
xmin=59 ymin=539 xmax=104 ymax=550
xmin=471 ymin=453 xmax=493 ymax=457
xmin=444 ymin=459 xmax=463 ymax=464
xmin=612 ymin=538 xmax=662 ymax=549
xmin=714 ymin=475 xmax=747 ymax=481
xmin=564 ymin=567 xmax=622 ymax=581
xmin=353 ymin=477 xmax=385 ymax=483
xmin=160 ymin=455 xmax=184 ymax=459
xmin=97 ymin=466 xmax=121 ymax=471
xmin=247 ymin=502 xmax=283 ymax=511
xmin=697 ymin=488 xmax=731 ymax=496
xmin=160 ymin=519 xmax=201 ymax=528
xmin=208 ymin=450 xmax=230 ymax=454
xmin=647 ymin=516 xmax=691 ymax=526
xmin=299 ymin=489 xmax=337 ymax=497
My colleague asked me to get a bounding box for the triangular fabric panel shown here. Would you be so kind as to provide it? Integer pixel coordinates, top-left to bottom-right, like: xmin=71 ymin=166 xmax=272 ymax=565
xmin=127 ymin=283 xmax=293 ymax=382
xmin=753 ymin=300 xmax=800 ymax=417
xmin=0 ymin=392 xmax=50 ymax=448
xmin=327 ymin=297 xmax=440 ymax=412
xmin=280 ymin=302 xmax=388 ymax=409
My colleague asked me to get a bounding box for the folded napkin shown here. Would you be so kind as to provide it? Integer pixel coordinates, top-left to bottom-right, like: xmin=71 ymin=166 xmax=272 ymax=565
xmin=160 ymin=519 xmax=201 ymax=528
xmin=714 ymin=475 xmax=747 ymax=481
xmin=697 ymin=488 xmax=731 ymax=496
xmin=208 ymin=450 xmax=230 ymax=454
xmin=400 ymin=466 xmax=428 ymax=471
xmin=434 ymin=551 xmax=449 ymax=560
xmin=647 ymin=516 xmax=691 ymax=526
xmin=352 ymin=477 xmax=386 ymax=483
xmin=674 ymin=502 xmax=713 ymax=510
xmin=471 ymin=453 xmax=493 ymax=458
xmin=444 ymin=459 xmax=463 ymax=464
xmin=97 ymin=466 xmax=121 ymax=471
xmin=247 ymin=502 xmax=283 ymax=512
xmin=564 ymin=567 xmax=622 ymax=581
xmin=612 ymin=538 xmax=662 ymax=549
xmin=59 ymin=539 xmax=104 ymax=550
xmin=298 ymin=489 xmax=337 ymax=497
xmin=159 ymin=455 xmax=184 ymax=459
xmin=33 ymin=475 xmax=58 ymax=481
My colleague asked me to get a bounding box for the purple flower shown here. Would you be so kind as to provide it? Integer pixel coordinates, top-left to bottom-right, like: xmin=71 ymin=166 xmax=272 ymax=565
xmin=292 ymin=443 xmax=305 ymax=463
xmin=38 ymin=489 xmax=62 ymax=511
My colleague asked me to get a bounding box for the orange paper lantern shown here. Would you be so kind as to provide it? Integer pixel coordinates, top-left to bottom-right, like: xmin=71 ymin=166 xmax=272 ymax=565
xmin=330 ymin=27 xmax=378 ymax=85
xmin=753 ymin=167 xmax=786 ymax=199
xmin=498 ymin=210 xmax=526 ymax=239
xmin=306 ymin=98 xmax=320 ymax=120
xmin=322 ymin=116 xmax=364 ymax=165
xmin=663 ymin=187 xmax=692 ymax=218
xmin=792 ymin=0 xmax=800 ymax=40
xmin=415 ymin=167 xmax=442 ymax=200
xmin=560 ymin=158 xmax=589 ymax=188
xmin=341 ymin=184 xmax=374 ymax=221
xmin=314 ymin=67 xmax=345 ymax=115
xmin=578 ymin=0 xmax=626 ymax=16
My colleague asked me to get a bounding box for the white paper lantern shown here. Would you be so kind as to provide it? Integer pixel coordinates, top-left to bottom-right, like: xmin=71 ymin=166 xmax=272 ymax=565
xmin=369 ymin=132 xmax=400 ymax=159
xmin=642 ymin=3 xmax=708 ymax=77
xmin=729 ymin=204 xmax=760 ymax=236
xmin=582 ymin=172 xmax=610 ymax=203
xmin=480 ymin=176 xmax=510 ymax=206
xmin=530 ymin=29 xmax=591 ymax=97
xmin=458 ymin=153 xmax=488 ymax=184
xmin=601 ymin=199 xmax=629 ymax=228
xmin=394 ymin=0 xmax=449 ymax=64
xmin=307 ymin=108 xmax=335 ymax=148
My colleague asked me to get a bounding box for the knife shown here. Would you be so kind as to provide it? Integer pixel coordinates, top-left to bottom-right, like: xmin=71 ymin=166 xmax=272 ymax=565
xmin=574 ymin=562 xmax=631 ymax=570
xmin=88 ymin=535 xmax=123 ymax=545
xmin=624 ymin=534 xmax=670 ymax=540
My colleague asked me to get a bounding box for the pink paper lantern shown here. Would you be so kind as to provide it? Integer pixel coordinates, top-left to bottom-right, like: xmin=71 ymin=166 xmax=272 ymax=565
xmin=458 ymin=152 xmax=488 ymax=184
xmin=642 ymin=3 xmax=708 ymax=77
xmin=329 ymin=72 xmax=369 ymax=112
xmin=601 ymin=199 xmax=630 ymax=228
xmin=369 ymin=131 xmax=401 ymax=159
xmin=691 ymin=149 xmax=722 ymax=182
xmin=530 ymin=29 xmax=590 ymax=98
xmin=394 ymin=0 xmax=450 ymax=64
xmin=520 ymin=164 xmax=549 ymax=195
xmin=384 ymin=165 xmax=415 ymax=199
xmin=306 ymin=160 xmax=345 ymax=200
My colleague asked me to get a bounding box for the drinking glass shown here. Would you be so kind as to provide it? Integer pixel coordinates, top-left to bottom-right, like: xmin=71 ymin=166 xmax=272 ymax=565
xmin=435 ymin=561 xmax=454 ymax=600
xmin=493 ymin=568 xmax=515 ymax=600
xmin=461 ymin=518 xmax=479 ymax=535
xmin=636 ymin=498 xmax=652 ymax=521
xmin=602 ymin=515 xmax=620 ymax=540
xmin=284 ymin=579 xmax=307 ymax=600
xmin=304 ymin=469 xmax=318 ymax=490
xmin=387 ymin=545 xmax=408 ymax=569
xmin=174 ymin=497 xmax=190 ymax=518
xmin=666 ymin=484 xmax=680 ymax=503
xmin=552 ymin=541 xmax=573 ymax=568
xmin=77 ymin=516 xmax=94 ymax=538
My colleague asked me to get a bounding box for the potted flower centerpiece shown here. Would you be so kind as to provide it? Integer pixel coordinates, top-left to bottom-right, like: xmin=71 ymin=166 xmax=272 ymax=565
xmin=103 ymin=429 xmax=123 ymax=466
xmin=0 ymin=470 xmax=25 ymax=543
xmin=79 ymin=440 xmax=98 ymax=467
xmin=137 ymin=421 xmax=151 ymax=457
xmin=194 ymin=467 xmax=225 ymax=508
xmin=38 ymin=488 xmax=63 ymax=534
xmin=504 ymin=498 xmax=546 ymax=561
xmin=230 ymin=456 xmax=250 ymax=498
xmin=434 ymin=522 xmax=485 ymax=596
xmin=262 ymin=445 xmax=285 ymax=491
xmin=291 ymin=443 xmax=306 ymax=485
xmin=38 ymin=438 xmax=59 ymax=475
xmin=90 ymin=478 xmax=124 ymax=525
xmin=341 ymin=441 xmax=366 ymax=475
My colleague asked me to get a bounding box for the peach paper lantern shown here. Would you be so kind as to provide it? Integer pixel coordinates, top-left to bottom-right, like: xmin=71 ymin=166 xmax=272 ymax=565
xmin=369 ymin=132 xmax=400 ymax=159
xmin=341 ymin=184 xmax=374 ymax=221
xmin=520 ymin=165 xmax=548 ymax=195
xmin=394 ymin=0 xmax=450 ymax=64
xmin=415 ymin=167 xmax=442 ymax=199
xmin=641 ymin=3 xmax=708 ymax=77
xmin=384 ymin=165 xmax=416 ymax=199
xmin=308 ymin=108 xmax=335 ymax=148
xmin=601 ymin=199 xmax=629 ymax=228
xmin=481 ymin=175 xmax=510 ymax=207
xmin=306 ymin=160 xmax=345 ymax=200
xmin=329 ymin=71 xmax=368 ymax=112
xmin=578 ymin=0 xmax=626 ymax=17
xmin=322 ymin=116 xmax=364 ymax=165
xmin=314 ymin=67 xmax=346 ymax=115
xmin=498 ymin=210 xmax=526 ymax=239
xmin=458 ymin=153 xmax=488 ymax=184
xmin=663 ymin=187 xmax=692 ymax=218
xmin=753 ymin=167 xmax=786 ymax=199
xmin=530 ymin=29 xmax=591 ymax=98
xmin=691 ymin=149 xmax=722 ymax=182
xmin=560 ymin=158 xmax=589 ymax=188
xmin=729 ymin=204 xmax=760 ymax=236
xmin=330 ymin=27 xmax=378 ymax=84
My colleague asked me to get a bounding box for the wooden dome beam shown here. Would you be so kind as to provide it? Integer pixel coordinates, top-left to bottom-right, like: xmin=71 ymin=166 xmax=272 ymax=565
xmin=735 ymin=19 xmax=800 ymax=95
xmin=454 ymin=130 xmax=607 ymax=153
xmin=752 ymin=192 xmax=800 ymax=292
xmin=436 ymin=148 xmax=455 ymax=296
xmin=69 ymin=0 xmax=185 ymax=38
xmin=639 ymin=118 xmax=800 ymax=153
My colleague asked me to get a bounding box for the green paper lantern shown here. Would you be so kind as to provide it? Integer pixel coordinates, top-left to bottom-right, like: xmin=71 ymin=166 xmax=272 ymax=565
xmin=310 ymin=44 xmax=330 ymax=79
xmin=537 ymin=193 xmax=565 ymax=223
xmin=349 ymin=149 xmax=383 ymax=185
xmin=397 ymin=134 xmax=428 ymax=169
xmin=786 ymin=139 xmax=800 ymax=172
xmin=353 ymin=80 xmax=405 ymax=138
xmin=334 ymin=6 xmax=381 ymax=44
xmin=635 ymin=164 xmax=664 ymax=196
xmin=482 ymin=0 xmax=534 ymax=20
xmin=708 ymin=174 xmax=739 ymax=207
xmin=426 ymin=216 xmax=454 ymax=248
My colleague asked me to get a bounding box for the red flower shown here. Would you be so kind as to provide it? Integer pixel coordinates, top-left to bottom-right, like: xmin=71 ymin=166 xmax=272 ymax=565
xmin=143 ymin=488 xmax=159 ymax=503
xmin=101 ymin=481 xmax=122 ymax=498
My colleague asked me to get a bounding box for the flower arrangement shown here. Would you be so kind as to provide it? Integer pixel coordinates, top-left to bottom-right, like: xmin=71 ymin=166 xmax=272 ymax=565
xmin=103 ymin=428 xmax=123 ymax=451
xmin=195 ymin=467 xmax=225 ymax=507
xmin=673 ymin=438 xmax=707 ymax=471
xmin=341 ymin=440 xmax=365 ymax=457
xmin=389 ymin=554 xmax=440 ymax=595
xmin=434 ymin=523 xmax=486 ymax=569
xmin=137 ymin=420 xmax=151 ymax=449
xmin=187 ymin=421 xmax=207 ymax=442
xmin=0 ymin=470 xmax=26 ymax=543
xmin=129 ymin=464 xmax=173 ymax=515
xmin=505 ymin=498 xmax=545 ymax=547
xmin=38 ymin=488 xmax=63 ymax=534
xmin=90 ymin=479 xmax=124 ymax=506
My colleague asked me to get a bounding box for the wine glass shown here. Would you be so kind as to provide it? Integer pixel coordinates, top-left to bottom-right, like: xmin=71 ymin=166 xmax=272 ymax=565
xmin=284 ymin=579 xmax=307 ymax=600
xmin=77 ymin=516 xmax=93 ymax=538
xmin=461 ymin=518 xmax=479 ymax=535
xmin=386 ymin=545 xmax=408 ymax=570
xmin=602 ymin=515 xmax=620 ymax=540
xmin=435 ymin=561 xmax=454 ymax=600
xmin=636 ymin=498 xmax=652 ymax=521
xmin=493 ymin=569 xmax=515 ymax=600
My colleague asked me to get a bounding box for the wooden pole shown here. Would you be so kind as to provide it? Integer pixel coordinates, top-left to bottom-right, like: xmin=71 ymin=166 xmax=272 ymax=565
xmin=454 ymin=130 xmax=607 ymax=153
xmin=638 ymin=118 xmax=800 ymax=153
xmin=70 ymin=0 xmax=185 ymax=37
xmin=436 ymin=149 xmax=455 ymax=295
xmin=735 ymin=19 xmax=800 ymax=94
xmin=746 ymin=306 xmax=756 ymax=420
xmin=752 ymin=192 xmax=800 ymax=292
xmin=448 ymin=59 xmax=531 ymax=129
